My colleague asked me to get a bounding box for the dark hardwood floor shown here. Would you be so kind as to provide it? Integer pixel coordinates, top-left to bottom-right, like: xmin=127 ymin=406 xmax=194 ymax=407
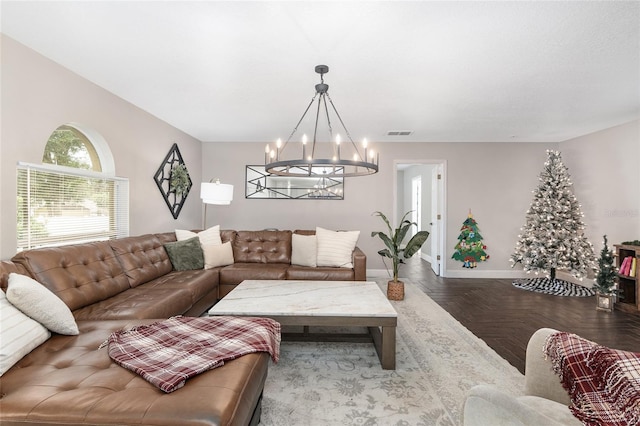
xmin=402 ymin=258 xmax=640 ymax=374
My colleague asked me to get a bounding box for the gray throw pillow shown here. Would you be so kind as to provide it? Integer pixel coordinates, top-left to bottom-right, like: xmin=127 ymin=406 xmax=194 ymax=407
xmin=164 ymin=237 xmax=205 ymax=271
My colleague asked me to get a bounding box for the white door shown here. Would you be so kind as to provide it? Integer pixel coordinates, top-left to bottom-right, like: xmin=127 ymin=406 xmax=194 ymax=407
xmin=430 ymin=166 xmax=442 ymax=275
xmin=411 ymin=175 xmax=422 ymax=242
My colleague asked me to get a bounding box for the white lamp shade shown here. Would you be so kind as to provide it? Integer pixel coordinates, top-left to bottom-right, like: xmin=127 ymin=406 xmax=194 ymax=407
xmin=200 ymin=182 xmax=233 ymax=205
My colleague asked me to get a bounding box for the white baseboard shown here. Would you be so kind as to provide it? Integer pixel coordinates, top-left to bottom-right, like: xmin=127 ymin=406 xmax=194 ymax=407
xmin=444 ymin=269 xmax=532 ymax=279
xmin=367 ymin=268 xmax=529 ymax=279
xmin=366 ymin=268 xmax=595 ymax=285
xmin=366 ymin=269 xmax=392 ymax=279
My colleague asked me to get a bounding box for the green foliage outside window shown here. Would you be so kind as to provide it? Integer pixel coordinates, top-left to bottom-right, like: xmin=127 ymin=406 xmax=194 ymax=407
xmin=42 ymin=126 xmax=93 ymax=170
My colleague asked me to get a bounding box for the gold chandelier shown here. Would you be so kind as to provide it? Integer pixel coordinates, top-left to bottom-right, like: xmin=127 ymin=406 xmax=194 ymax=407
xmin=264 ymin=65 xmax=378 ymax=178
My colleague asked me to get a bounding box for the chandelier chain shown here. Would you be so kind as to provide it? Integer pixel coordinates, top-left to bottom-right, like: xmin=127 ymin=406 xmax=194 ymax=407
xmin=283 ymin=92 xmax=319 ymax=151
xmin=325 ymin=92 xmax=363 ymax=161
xmin=312 ymin=95 xmax=323 ymax=159
xmin=322 ymin=95 xmax=334 ymax=144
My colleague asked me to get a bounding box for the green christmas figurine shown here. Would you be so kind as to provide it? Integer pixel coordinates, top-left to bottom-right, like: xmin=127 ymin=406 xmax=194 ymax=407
xmin=452 ymin=210 xmax=489 ymax=268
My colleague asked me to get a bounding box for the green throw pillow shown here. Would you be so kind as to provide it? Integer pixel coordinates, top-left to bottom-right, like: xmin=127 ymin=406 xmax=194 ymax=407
xmin=164 ymin=237 xmax=205 ymax=271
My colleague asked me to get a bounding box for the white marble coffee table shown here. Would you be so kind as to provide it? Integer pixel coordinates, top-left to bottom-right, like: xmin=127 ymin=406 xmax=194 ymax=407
xmin=208 ymin=280 xmax=398 ymax=369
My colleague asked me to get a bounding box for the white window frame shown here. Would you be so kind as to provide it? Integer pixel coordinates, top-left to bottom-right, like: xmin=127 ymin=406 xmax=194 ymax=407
xmin=17 ymin=161 xmax=129 ymax=250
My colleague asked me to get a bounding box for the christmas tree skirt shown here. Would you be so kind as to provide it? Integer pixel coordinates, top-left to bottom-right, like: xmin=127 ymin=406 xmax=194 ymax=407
xmin=512 ymin=278 xmax=595 ymax=297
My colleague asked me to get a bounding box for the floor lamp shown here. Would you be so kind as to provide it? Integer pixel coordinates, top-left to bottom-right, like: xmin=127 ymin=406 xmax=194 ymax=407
xmin=200 ymin=179 xmax=234 ymax=229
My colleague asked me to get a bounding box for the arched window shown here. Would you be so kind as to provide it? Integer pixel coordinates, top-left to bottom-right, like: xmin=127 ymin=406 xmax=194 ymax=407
xmin=17 ymin=124 xmax=129 ymax=250
xmin=42 ymin=125 xmax=101 ymax=171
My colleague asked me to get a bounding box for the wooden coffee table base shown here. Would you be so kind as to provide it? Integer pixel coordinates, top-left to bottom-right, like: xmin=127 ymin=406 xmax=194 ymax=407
xmin=270 ymin=317 xmax=396 ymax=370
xmin=370 ymin=325 xmax=396 ymax=370
xmin=208 ymin=280 xmax=398 ymax=370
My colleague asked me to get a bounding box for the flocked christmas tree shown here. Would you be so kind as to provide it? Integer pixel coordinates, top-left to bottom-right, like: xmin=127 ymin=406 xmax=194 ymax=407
xmin=452 ymin=210 xmax=489 ymax=268
xmin=511 ymin=150 xmax=595 ymax=282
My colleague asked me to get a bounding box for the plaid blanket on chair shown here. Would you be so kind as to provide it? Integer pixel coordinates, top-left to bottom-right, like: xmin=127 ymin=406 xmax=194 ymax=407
xmin=103 ymin=316 xmax=281 ymax=393
xmin=544 ymin=331 xmax=640 ymax=425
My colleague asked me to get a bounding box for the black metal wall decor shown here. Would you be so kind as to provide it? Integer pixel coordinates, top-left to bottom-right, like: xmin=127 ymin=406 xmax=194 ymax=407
xmin=246 ymin=165 xmax=344 ymax=200
xmin=154 ymin=143 xmax=192 ymax=219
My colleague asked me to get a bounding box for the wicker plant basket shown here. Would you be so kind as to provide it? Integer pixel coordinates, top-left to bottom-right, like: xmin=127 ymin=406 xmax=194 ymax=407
xmin=387 ymin=280 xmax=405 ymax=301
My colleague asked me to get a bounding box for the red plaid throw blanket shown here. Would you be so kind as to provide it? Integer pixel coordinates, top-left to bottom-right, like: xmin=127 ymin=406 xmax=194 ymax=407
xmin=103 ymin=316 xmax=280 ymax=393
xmin=544 ymin=331 xmax=640 ymax=425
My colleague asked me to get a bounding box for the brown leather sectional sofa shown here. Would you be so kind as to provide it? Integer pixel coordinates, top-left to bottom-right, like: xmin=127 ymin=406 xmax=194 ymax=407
xmin=216 ymin=229 xmax=367 ymax=297
xmin=0 ymin=229 xmax=366 ymax=425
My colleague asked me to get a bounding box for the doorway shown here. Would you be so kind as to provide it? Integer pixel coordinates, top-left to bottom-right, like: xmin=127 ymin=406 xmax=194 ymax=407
xmin=411 ymin=176 xmax=422 ymax=237
xmin=395 ymin=160 xmax=446 ymax=277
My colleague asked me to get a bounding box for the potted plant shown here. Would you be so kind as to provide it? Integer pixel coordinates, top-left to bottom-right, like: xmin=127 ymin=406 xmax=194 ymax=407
xmin=371 ymin=211 xmax=430 ymax=300
xmin=594 ymin=235 xmax=617 ymax=312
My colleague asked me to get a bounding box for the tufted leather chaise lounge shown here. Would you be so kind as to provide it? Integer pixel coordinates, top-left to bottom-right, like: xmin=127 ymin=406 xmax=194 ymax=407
xmin=0 ymin=229 xmax=365 ymax=425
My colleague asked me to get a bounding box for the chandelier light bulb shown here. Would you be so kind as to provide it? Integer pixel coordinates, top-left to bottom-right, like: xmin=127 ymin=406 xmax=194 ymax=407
xmin=301 ymin=134 xmax=308 ymax=159
xmin=264 ymin=144 xmax=271 ymax=163
xmin=363 ymin=138 xmax=369 ymax=162
xmin=335 ymin=134 xmax=341 ymax=145
xmin=276 ymin=138 xmax=282 ymax=149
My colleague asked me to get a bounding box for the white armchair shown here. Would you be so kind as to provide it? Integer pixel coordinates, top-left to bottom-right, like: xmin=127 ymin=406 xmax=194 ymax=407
xmin=463 ymin=328 xmax=582 ymax=426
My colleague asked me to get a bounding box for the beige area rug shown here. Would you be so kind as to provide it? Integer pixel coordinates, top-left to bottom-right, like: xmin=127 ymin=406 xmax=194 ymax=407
xmin=260 ymin=279 xmax=525 ymax=426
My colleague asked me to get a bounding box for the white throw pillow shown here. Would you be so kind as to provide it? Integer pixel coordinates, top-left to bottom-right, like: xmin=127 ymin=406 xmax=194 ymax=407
xmin=176 ymin=225 xmax=224 ymax=268
xmin=202 ymin=241 xmax=234 ymax=269
xmin=0 ymin=290 xmax=50 ymax=376
xmin=6 ymin=273 xmax=79 ymax=335
xmin=315 ymin=227 xmax=360 ymax=268
xmin=291 ymin=234 xmax=317 ymax=267
xmin=176 ymin=225 xmax=222 ymax=246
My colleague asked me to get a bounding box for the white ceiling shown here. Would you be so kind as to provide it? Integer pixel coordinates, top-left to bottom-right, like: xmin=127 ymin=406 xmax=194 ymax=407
xmin=2 ymin=1 xmax=639 ymax=143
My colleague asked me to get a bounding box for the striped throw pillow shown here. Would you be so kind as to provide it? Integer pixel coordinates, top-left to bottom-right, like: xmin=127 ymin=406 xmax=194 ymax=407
xmin=316 ymin=227 xmax=360 ymax=268
xmin=0 ymin=290 xmax=50 ymax=376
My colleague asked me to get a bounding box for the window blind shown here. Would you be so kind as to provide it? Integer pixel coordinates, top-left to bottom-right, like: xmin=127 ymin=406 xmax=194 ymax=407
xmin=17 ymin=162 xmax=129 ymax=251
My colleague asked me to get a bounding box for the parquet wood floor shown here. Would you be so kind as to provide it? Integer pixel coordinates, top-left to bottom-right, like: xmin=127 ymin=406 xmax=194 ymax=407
xmin=402 ymin=258 xmax=640 ymax=374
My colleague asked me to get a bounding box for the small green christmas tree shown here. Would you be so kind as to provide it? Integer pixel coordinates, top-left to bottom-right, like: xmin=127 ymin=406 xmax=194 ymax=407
xmin=452 ymin=210 xmax=489 ymax=268
xmin=594 ymin=235 xmax=617 ymax=295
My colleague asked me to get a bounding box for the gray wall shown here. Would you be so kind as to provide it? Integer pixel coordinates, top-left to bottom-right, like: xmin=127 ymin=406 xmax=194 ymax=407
xmin=560 ymin=120 xmax=640 ymax=249
xmin=0 ymin=35 xmax=204 ymax=258
xmin=202 ymin=141 xmax=563 ymax=277
xmin=2 ymin=35 xmax=637 ymax=279
xmin=201 ymin=129 xmax=638 ymax=278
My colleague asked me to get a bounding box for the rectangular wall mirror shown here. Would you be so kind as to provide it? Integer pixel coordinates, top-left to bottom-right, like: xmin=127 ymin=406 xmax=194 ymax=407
xmin=245 ymin=165 xmax=344 ymax=200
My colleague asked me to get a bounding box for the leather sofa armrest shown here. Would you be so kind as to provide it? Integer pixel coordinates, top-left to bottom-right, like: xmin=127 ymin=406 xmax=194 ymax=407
xmin=1 ymin=260 xmax=29 ymax=292
xmin=352 ymin=247 xmax=366 ymax=281
xmin=524 ymin=328 xmax=571 ymax=405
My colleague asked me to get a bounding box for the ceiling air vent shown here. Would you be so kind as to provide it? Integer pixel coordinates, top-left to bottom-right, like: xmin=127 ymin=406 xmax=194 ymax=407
xmin=387 ymin=130 xmax=413 ymax=136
